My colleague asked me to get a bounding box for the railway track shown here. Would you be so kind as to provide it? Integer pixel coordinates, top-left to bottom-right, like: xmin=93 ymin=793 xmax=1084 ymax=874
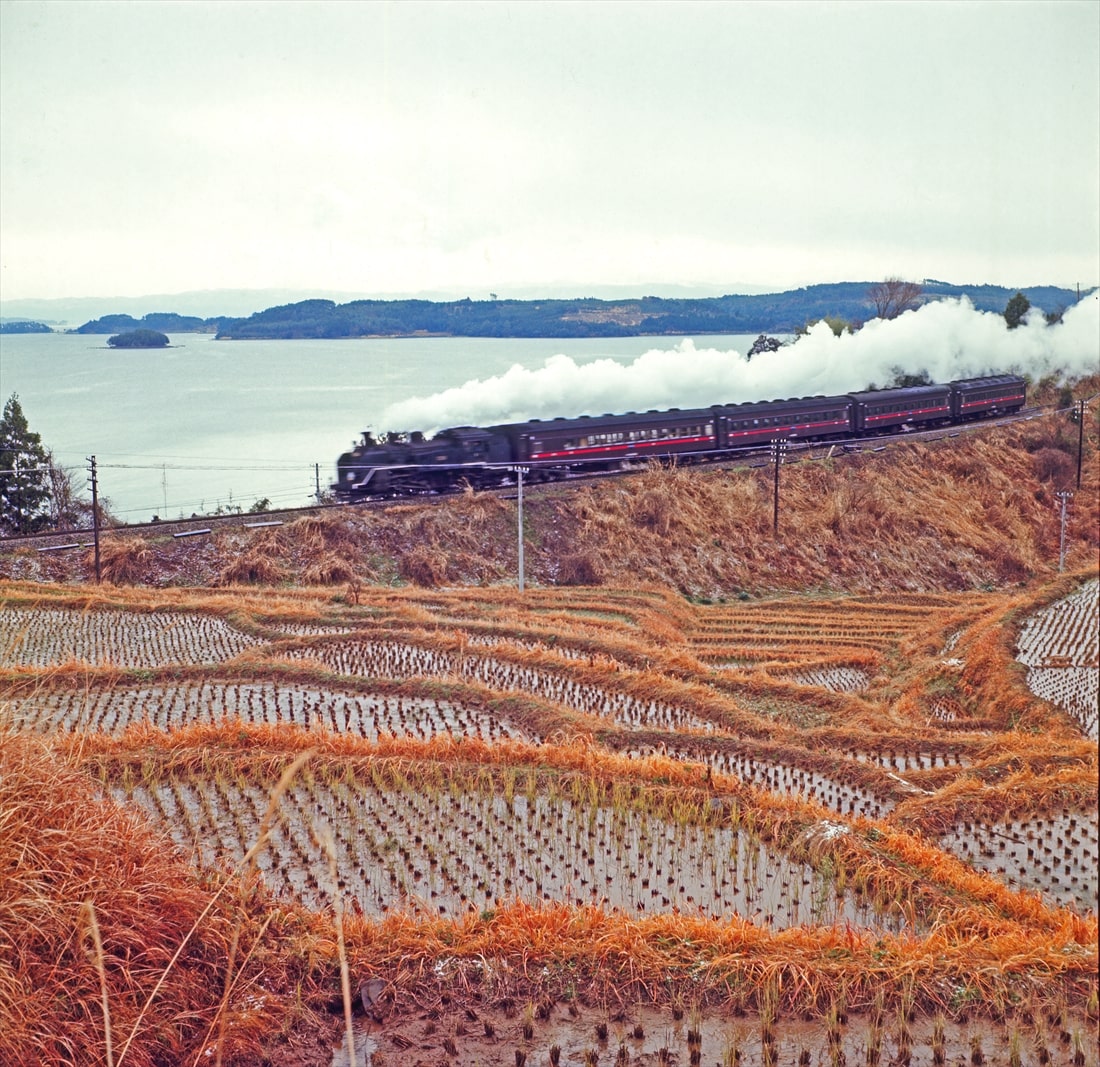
xmin=0 ymin=405 xmax=1050 ymax=555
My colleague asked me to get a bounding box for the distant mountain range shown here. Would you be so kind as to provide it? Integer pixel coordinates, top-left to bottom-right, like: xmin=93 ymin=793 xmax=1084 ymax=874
xmin=1 ymin=281 xmax=1087 ymax=338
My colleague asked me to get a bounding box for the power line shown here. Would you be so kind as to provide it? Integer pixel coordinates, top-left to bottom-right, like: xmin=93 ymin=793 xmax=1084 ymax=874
xmin=100 ymin=462 xmax=315 ymax=472
xmin=108 ymin=483 xmax=319 ymax=518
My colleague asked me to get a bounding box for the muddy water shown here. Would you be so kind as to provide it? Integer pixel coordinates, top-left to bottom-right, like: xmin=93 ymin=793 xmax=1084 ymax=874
xmin=329 ymin=1000 xmax=1100 ymax=1067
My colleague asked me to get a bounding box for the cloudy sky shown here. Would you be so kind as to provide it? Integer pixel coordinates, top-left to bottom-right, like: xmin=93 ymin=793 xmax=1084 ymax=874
xmin=1 ymin=0 xmax=1097 ymax=303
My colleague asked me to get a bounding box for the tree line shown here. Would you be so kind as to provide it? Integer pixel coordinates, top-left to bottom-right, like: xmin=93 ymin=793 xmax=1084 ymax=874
xmin=211 ymin=282 xmax=1081 ymax=340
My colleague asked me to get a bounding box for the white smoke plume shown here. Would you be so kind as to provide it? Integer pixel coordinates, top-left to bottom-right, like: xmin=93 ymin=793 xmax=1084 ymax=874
xmin=380 ymin=292 xmax=1099 ymax=434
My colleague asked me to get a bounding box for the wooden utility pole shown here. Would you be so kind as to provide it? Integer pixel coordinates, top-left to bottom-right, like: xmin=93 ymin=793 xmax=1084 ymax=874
xmin=87 ymin=455 xmax=101 ymax=582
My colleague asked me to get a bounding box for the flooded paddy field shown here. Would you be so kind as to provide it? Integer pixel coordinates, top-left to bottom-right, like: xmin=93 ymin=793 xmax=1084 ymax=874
xmin=2 ymin=575 xmax=1096 ymax=1066
xmin=110 ymin=766 xmax=911 ymax=929
xmin=5 ymin=679 xmax=536 ymax=743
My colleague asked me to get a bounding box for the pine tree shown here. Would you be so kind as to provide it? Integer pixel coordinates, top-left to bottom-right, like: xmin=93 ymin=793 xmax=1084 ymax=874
xmin=1004 ymin=291 xmax=1031 ymax=330
xmin=0 ymin=393 xmax=52 ymax=534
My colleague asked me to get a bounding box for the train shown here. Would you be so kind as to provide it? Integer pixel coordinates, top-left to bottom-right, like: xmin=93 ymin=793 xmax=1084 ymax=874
xmin=334 ymin=373 xmax=1027 ymax=498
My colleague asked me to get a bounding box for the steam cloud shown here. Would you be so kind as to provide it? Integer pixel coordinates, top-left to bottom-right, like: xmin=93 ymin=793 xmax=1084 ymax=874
xmin=380 ymin=293 xmax=1099 ymax=435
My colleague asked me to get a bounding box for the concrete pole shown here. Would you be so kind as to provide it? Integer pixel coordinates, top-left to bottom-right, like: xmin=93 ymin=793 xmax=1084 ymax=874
xmin=517 ymin=467 xmax=525 ymax=594
xmin=1056 ymin=491 xmax=1073 ymax=572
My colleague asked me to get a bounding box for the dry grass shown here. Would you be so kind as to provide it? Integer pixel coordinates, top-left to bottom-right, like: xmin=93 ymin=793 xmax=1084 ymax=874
xmin=218 ymin=545 xmax=287 ymax=585
xmin=398 ymin=543 xmax=451 ymax=587
xmin=0 ymin=732 xmax=282 ymax=1066
xmin=93 ymin=538 xmax=154 ymax=585
xmin=543 ymin=413 xmax=1097 ymax=596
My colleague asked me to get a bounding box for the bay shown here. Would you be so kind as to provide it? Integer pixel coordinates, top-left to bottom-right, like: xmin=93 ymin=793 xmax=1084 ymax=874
xmin=0 ymin=332 xmax=763 ymax=522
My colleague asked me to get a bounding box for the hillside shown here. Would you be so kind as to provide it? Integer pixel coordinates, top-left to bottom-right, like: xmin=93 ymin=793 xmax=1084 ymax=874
xmin=213 ymin=282 xmax=1083 ymax=340
xmin=50 ymin=281 xmax=1086 ymax=339
xmin=1 ymin=565 xmax=1096 ymax=1065
xmin=4 ymin=388 xmax=1096 ymax=595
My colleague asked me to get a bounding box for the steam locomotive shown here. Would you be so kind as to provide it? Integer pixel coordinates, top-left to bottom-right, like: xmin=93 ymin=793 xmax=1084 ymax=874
xmin=334 ymin=374 xmax=1026 ymax=499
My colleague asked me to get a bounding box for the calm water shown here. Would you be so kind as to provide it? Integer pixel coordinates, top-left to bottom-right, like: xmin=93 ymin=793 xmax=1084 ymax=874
xmin=0 ymin=331 xmax=761 ymax=522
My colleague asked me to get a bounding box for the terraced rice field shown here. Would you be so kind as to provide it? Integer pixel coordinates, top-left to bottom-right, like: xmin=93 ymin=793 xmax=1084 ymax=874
xmin=1017 ymin=578 xmax=1100 ymax=739
xmin=4 ymin=680 xmax=535 ymax=742
xmin=112 ymin=767 xmax=902 ymax=929
xmin=2 ymin=573 xmax=1097 ymax=1065
xmin=0 ymin=606 xmax=261 ymax=667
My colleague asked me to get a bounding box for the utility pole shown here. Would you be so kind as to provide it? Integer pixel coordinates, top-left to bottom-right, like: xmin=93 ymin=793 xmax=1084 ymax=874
xmin=1055 ymin=490 xmax=1073 ymax=572
xmin=771 ymin=437 xmax=788 ymax=536
xmin=509 ymin=466 xmax=529 ymax=593
xmin=87 ymin=455 xmax=101 ymax=583
xmin=1075 ymin=399 xmax=1086 ymax=489
xmin=315 ymin=463 xmax=322 ymax=504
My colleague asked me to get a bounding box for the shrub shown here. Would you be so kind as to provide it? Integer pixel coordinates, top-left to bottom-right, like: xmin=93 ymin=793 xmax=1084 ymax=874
xmin=219 ymin=547 xmax=286 ymax=585
xmin=1033 ymin=448 xmax=1075 ymax=485
xmin=93 ymin=538 xmax=152 ymax=584
xmin=558 ymin=550 xmax=607 ymax=585
xmin=399 ymin=545 xmax=449 ymax=587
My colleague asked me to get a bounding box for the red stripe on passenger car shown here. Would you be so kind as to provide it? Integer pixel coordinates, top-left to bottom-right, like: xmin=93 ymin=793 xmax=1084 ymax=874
xmin=865 ymin=405 xmax=949 ymax=422
xmin=727 ymin=418 xmax=849 ymax=440
xmin=529 ymin=434 xmax=715 ymax=461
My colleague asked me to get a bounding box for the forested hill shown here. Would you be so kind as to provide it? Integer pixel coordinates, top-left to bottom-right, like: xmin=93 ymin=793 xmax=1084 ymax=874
xmin=73 ymin=312 xmax=238 ymax=334
xmin=212 ymin=282 xmax=1080 ymax=340
xmin=63 ymin=282 xmax=1083 ymax=340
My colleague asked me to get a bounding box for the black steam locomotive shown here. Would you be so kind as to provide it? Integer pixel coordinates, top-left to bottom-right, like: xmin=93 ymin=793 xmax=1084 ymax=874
xmin=335 ymin=374 xmax=1026 ymax=498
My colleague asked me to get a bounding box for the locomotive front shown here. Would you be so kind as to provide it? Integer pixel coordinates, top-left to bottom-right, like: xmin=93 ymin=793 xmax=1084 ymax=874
xmin=335 ymin=426 xmax=515 ymax=498
xmin=334 ymin=431 xmax=407 ymax=497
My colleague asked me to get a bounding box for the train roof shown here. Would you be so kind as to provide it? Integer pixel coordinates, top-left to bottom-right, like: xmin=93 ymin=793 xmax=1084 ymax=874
xmin=846 ymin=383 xmax=951 ymax=402
xmin=491 ymin=394 xmax=858 ymax=436
xmin=715 ymin=393 xmax=851 ymax=413
xmin=493 ymin=405 xmax=720 ymax=436
xmin=949 ymin=374 xmax=1026 ymax=388
xmin=433 ymin=426 xmax=498 ymax=441
xmin=454 ymin=376 xmax=1021 ymax=440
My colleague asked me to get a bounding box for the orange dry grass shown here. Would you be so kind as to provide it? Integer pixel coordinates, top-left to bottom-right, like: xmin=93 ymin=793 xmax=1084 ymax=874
xmin=892 ymin=764 xmax=1098 ymax=836
xmin=93 ymin=538 xmax=154 ymax=585
xmin=545 ymin=415 xmax=1099 ymax=595
xmin=333 ymin=899 xmax=1095 ymax=1017
xmin=6 ymin=719 xmax=1096 ymax=1044
xmin=0 ymin=731 xmax=306 ymax=1067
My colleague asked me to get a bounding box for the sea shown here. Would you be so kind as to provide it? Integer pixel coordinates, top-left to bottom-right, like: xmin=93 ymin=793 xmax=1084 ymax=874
xmin=0 ymin=331 xmax=764 ymax=523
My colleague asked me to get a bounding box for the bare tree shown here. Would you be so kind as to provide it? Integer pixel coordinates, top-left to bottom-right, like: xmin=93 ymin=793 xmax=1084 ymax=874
xmin=867 ymin=278 xmax=923 ymax=320
xmin=45 ymin=451 xmax=88 ymax=530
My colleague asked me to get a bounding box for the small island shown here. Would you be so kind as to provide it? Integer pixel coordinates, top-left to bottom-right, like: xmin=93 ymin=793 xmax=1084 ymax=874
xmin=107 ymin=328 xmax=170 ymax=348
xmin=0 ymin=320 xmax=52 ymax=334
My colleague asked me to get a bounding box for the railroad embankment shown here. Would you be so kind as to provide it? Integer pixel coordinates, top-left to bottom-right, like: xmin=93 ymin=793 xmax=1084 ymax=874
xmin=2 ymin=403 xmax=1096 ymax=596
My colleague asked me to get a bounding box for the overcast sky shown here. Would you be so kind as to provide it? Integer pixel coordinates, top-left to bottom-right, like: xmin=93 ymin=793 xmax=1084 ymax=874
xmin=1 ymin=0 xmax=1097 ymax=302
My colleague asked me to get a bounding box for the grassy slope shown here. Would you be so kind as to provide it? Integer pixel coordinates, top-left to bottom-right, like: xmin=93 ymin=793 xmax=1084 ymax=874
xmin=3 ymin=387 xmax=1097 ymax=596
